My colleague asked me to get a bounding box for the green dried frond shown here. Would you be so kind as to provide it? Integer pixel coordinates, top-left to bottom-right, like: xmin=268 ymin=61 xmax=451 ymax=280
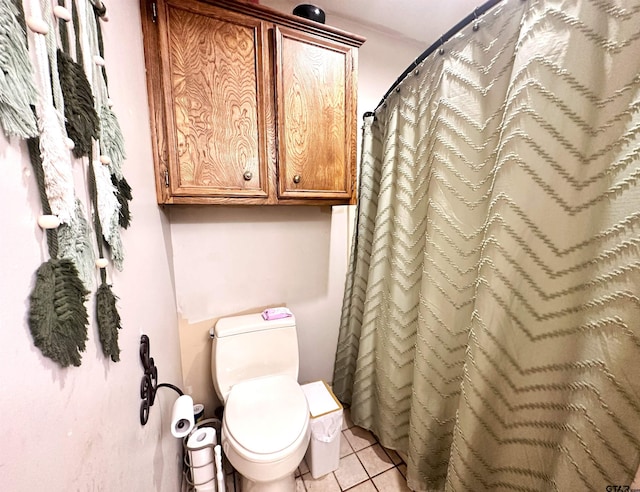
xmin=57 ymin=49 xmax=99 ymax=158
xmin=96 ymin=283 xmax=121 ymax=362
xmin=0 ymin=0 xmax=38 ymax=138
xmin=111 ymin=174 xmax=132 ymax=229
xmin=29 ymin=258 xmax=89 ymax=367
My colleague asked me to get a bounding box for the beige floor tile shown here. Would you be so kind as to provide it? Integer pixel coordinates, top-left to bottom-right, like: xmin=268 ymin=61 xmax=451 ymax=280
xmin=346 ymin=480 xmax=377 ymax=492
xmin=372 ymin=467 xmax=411 ymax=492
xmin=296 ymin=475 xmax=306 ymax=492
xmin=357 ymin=443 xmax=395 ymax=477
xmin=339 ymin=431 xmax=354 ymax=458
xmin=398 ymin=463 xmax=407 ymax=478
xmin=333 ymin=453 xmax=368 ymax=490
xmin=302 ymin=471 xmax=341 ymax=492
xmin=383 ymin=447 xmax=404 ymax=465
xmin=342 ymin=408 xmax=355 ymax=430
xmin=343 ymin=426 xmax=377 ymax=452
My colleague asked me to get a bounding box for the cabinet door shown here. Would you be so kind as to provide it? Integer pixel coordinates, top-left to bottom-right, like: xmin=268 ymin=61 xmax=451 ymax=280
xmin=159 ymin=0 xmax=271 ymax=199
xmin=274 ymin=27 xmax=356 ymax=201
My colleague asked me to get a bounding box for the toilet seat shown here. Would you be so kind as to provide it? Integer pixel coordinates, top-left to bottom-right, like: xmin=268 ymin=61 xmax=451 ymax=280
xmin=224 ymin=374 xmax=309 ymax=460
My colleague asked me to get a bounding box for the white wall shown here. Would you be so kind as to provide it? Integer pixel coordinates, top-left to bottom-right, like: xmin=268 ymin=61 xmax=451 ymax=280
xmin=263 ymin=0 xmax=426 ymax=118
xmin=0 ymin=3 xmax=183 ymax=491
xmin=174 ymin=0 xmax=425 ymax=407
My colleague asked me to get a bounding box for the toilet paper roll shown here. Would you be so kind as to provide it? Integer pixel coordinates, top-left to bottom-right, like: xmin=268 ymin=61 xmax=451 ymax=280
xmin=187 ymin=427 xmax=216 ymax=490
xmin=171 ymin=395 xmax=195 ymax=438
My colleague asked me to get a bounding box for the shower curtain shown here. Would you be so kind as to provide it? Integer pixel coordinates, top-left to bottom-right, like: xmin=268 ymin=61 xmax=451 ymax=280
xmin=333 ymin=0 xmax=640 ymax=490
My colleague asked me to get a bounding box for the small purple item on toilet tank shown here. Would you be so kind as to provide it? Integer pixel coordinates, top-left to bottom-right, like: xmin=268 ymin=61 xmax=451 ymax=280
xmin=261 ymin=307 xmax=293 ymax=320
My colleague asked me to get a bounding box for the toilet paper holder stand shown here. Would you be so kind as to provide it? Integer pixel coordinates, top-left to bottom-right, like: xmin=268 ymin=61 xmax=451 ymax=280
xmin=140 ymin=334 xmax=184 ymax=425
xmin=182 ymin=418 xmax=224 ymax=491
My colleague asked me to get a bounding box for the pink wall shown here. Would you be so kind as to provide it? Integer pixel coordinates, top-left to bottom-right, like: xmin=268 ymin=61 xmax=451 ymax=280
xmin=171 ymin=0 xmax=432 ymax=411
xmin=0 ymin=2 xmax=183 ymax=490
xmin=0 ymin=1 xmax=453 ymax=489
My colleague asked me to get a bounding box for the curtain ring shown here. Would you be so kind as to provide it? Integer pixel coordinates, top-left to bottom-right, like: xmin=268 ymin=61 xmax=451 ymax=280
xmin=438 ymin=37 xmax=445 ymax=55
xmin=472 ymin=8 xmax=480 ymax=31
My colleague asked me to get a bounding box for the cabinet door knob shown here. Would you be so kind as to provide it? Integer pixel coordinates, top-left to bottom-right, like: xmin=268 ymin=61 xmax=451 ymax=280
xmin=243 ymin=171 xmax=253 ymax=181
xmin=293 ymin=174 xmax=301 ymax=184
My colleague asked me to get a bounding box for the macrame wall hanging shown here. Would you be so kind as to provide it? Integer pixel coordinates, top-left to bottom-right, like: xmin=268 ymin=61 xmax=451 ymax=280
xmin=82 ymin=0 xmax=130 ymax=270
xmin=23 ymin=0 xmax=90 ymax=367
xmin=86 ymin=0 xmax=130 ymax=361
xmin=47 ymin=0 xmax=93 ymax=290
xmin=57 ymin=0 xmax=99 ymax=158
xmin=59 ymin=0 xmax=124 ymax=362
xmin=91 ymin=1 xmax=132 ymax=231
xmin=0 ymin=0 xmax=38 ymax=139
xmin=0 ymin=0 xmax=133 ymax=367
xmin=27 ymin=136 xmax=90 ymax=367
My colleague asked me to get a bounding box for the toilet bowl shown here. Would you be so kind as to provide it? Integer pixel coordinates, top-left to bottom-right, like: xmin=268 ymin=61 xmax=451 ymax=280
xmin=221 ymin=375 xmax=310 ymax=490
xmin=210 ymin=312 xmax=310 ymax=492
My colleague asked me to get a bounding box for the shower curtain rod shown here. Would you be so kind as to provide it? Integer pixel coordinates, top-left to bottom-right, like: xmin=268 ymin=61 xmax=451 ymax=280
xmin=371 ymin=0 xmax=505 ymax=113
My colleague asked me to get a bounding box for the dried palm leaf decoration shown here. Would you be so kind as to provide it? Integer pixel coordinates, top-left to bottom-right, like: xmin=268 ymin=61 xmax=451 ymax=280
xmin=88 ymin=150 xmax=121 ymax=362
xmin=83 ymin=2 xmax=123 ymax=362
xmin=34 ymin=0 xmax=95 ymax=289
xmin=111 ymin=172 xmax=132 ymax=228
xmin=23 ymin=0 xmax=91 ymax=366
xmin=27 ymin=138 xmax=89 ymax=367
xmin=0 ymin=0 xmax=38 ymax=139
xmin=96 ymin=282 xmax=121 ymax=361
xmin=57 ymin=0 xmax=99 ymax=158
xmin=26 ymin=0 xmax=75 ymax=224
xmin=67 ymin=0 xmax=123 ymax=362
xmin=57 ymin=198 xmax=95 ymax=289
xmin=73 ymin=1 xmax=127 ymax=273
xmin=91 ymin=0 xmax=132 ymax=229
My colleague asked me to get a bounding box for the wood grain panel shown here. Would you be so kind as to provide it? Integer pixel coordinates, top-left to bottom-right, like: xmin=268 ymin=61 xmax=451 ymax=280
xmin=275 ymin=27 xmax=354 ymax=200
xmin=164 ymin=2 xmax=269 ymax=197
xmin=141 ymin=0 xmax=363 ymax=205
xmin=140 ymin=0 xmax=171 ymax=203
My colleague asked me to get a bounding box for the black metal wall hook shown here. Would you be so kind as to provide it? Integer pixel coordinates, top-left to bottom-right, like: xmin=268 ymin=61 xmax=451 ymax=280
xmin=140 ymin=334 xmax=184 ymax=425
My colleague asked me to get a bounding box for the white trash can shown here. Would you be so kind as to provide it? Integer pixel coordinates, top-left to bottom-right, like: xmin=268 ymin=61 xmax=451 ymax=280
xmin=301 ymin=380 xmax=344 ymax=479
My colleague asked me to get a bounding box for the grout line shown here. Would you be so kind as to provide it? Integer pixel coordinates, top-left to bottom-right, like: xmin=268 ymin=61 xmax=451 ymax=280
xmin=298 ymin=473 xmax=307 ymax=491
xmin=230 ymin=415 xmax=409 ymax=492
xmin=380 ymin=444 xmax=396 ymax=464
xmin=353 ymin=443 xmax=371 ymax=479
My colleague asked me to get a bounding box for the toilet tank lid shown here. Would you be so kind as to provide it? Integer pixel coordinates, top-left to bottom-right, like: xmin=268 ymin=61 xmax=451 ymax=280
xmin=213 ymin=312 xmax=296 ymax=338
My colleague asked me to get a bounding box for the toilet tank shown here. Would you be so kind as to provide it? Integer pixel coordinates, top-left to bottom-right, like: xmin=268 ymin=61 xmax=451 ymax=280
xmin=211 ymin=312 xmax=299 ymax=402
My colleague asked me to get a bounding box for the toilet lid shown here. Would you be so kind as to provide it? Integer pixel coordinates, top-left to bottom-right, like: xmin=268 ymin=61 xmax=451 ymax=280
xmin=225 ymin=375 xmax=308 ymax=455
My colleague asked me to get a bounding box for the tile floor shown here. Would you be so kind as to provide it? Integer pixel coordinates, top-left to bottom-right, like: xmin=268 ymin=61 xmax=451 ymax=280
xmin=224 ymin=407 xmax=413 ymax=492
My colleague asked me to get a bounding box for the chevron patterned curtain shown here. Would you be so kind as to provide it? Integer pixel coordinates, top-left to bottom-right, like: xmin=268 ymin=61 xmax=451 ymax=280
xmin=333 ymin=0 xmax=640 ymax=490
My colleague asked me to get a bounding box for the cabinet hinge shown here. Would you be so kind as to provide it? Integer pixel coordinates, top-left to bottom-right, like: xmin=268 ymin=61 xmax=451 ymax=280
xmin=151 ymin=1 xmax=157 ymax=23
xmin=163 ymin=169 xmax=169 ymax=187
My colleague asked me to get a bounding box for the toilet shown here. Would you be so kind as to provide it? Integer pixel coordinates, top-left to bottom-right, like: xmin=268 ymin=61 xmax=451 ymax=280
xmin=210 ymin=311 xmax=311 ymax=492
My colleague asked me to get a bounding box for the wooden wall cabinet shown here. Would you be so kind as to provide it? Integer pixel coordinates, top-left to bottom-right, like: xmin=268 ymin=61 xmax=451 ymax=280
xmin=140 ymin=0 xmax=365 ymax=205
